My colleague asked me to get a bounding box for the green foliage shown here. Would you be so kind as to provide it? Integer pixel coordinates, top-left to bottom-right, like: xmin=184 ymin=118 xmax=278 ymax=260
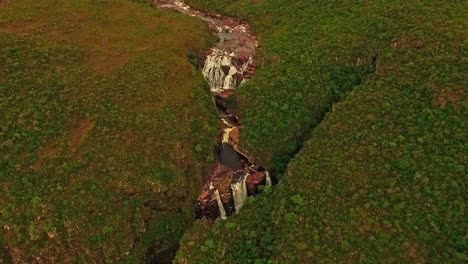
xmin=177 ymin=0 xmax=467 ymax=263
xmin=0 ymin=0 xmax=217 ymax=262
xmin=290 ymin=194 xmax=304 ymax=207
xmin=152 ymin=163 xmax=173 ymax=184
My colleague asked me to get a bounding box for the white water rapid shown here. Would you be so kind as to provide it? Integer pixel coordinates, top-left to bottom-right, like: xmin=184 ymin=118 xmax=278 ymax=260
xmin=210 ymin=183 xmax=227 ymax=220
xmin=265 ymin=171 xmax=272 ymax=188
xmin=222 ymin=127 xmax=233 ymax=143
xmin=202 ymin=49 xmax=253 ymax=92
xmin=231 ymin=174 xmax=249 ymax=212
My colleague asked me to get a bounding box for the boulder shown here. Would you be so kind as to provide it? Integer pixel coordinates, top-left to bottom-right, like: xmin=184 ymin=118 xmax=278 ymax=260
xmin=246 ymin=171 xmax=266 ymax=195
xmin=210 ymin=163 xmax=232 ymax=181
xmin=196 ymin=188 xmax=219 ymax=219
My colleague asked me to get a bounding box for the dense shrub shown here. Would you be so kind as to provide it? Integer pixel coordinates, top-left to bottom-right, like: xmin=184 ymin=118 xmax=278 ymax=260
xmin=177 ymin=0 xmax=467 ymax=263
xmin=0 ymin=0 xmax=217 ymax=261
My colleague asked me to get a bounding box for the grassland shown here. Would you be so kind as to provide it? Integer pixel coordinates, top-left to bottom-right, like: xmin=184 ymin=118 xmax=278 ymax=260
xmin=176 ymin=0 xmax=467 ymax=263
xmin=0 ymin=0 xmax=218 ymax=262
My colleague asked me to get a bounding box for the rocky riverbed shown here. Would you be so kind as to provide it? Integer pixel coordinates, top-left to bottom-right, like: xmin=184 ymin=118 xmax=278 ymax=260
xmin=154 ymin=0 xmax=272 ymax=220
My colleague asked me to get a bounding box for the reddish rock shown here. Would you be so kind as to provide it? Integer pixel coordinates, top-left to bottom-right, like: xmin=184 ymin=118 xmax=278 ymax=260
xmin=229 ymin=127 xmax=240 ymax=145
xmin=232 ymin=55 xmax=248 ymax=68
xmin=233 ymin=72 xmax=244 ymax=84
xmin=235 ymin=57 xmax=244 ymax=66
xmin=212 ymin=174 xmax=233 ymax=202
xmin=197 ymin=163 xmax=238 ymax=218
xmin=212 ymin=174 xmax=235 ymax=215
xmin=246 ymin=171 xmax=266 ymax=195
xmin=210 ymin=163 xmax=232 ymax=181
xmin=217 ymin=90 xmax=234 ymax=99
xmin=222 ymin=18 xmax=240 ymax=28
xmin=196 ymin=188 xmax=219 ymax=219
xmin=246 ymin=66 xmax=255 ymax=78
xmin=221 ymin=65 xmax=231 ymax=75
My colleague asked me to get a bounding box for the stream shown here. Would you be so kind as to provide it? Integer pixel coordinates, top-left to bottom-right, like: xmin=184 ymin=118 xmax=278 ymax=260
xmin=154 ymin=0 xmax=272 ymax=220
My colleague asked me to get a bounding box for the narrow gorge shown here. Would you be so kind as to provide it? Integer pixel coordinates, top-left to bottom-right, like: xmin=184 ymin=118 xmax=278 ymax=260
xmin=154 ymin=0 xmax=272 ymax=220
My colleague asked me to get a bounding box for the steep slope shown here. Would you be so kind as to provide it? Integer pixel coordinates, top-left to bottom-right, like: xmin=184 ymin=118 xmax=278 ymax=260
xmin=0 ymin=0 xmax=217 ymax=262
xmin=176 ymin=0 xmax=467 ymax=263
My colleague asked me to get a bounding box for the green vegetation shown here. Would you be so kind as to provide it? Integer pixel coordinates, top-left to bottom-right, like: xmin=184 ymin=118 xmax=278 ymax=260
xmin=1 ymin=0 xmax=466 ymax=262
xmin=0 ymin=0 xmax=218 ymax=262
xmin=176 ymin=0 xmax=467 ymax=263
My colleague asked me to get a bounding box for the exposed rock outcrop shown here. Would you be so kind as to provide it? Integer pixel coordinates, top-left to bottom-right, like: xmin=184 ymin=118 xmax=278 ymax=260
xmin=154 ymin=0 xmax=271 ymax=221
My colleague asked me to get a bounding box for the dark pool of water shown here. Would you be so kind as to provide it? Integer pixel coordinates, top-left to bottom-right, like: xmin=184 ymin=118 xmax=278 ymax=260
xmin=216 ymin=143 xmax=248 ymax=171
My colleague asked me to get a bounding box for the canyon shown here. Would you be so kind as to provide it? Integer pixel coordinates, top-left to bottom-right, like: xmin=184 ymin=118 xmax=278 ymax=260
xmin=154 ymin=0 xmax=272 ymax=220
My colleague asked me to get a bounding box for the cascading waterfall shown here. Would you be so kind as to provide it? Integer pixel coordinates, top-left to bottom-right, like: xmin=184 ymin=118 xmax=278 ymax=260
xmin=231 ymin=174 xmax=249 ymax=212
xmin=265 ymin=171 xmax=272 ymax=187
xmin=214 ymin=190 xmax=227 ymax=220
xmin=202 ymin=50 xmax=231 ymax=91
xmin=202 ymin=49 xmax=253 ymax=93
xmin=210 ymin=183 xmax=227 ymax=220
xmin=222 ymin=127 xmax=233 ymax=143
xmin=155 ymin=0 xmax=271 ymax=221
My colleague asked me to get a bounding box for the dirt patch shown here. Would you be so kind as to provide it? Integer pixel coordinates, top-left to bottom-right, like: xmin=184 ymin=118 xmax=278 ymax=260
xmin=0 ymin=0 xmax=10 ymax=9
xmin=407 ymin=241 xmax=425 ymax=263
xmin=32 ymin=144 xmax=61 ymax=172
xmin=0 ymin=21 xmax=46 ymax=36
xmin=41 ymin=144 xmax=60 ymax=158
xmin=69 ymin=119 xmax=95 ymax=149
xmin=433 ymin=87 xmax=465 ymax=110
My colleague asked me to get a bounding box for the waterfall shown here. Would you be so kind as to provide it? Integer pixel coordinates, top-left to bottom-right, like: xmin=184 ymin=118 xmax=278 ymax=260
xmin=222 ymin=66 xmax=239 ymax=89
xmin=231 ymin=173 xmax=249 ymax=212
xmin=210 ymin=183 xmax=227 ymax=220
xmin=222 ymin=128 xmax=233 ymax=143
xmin=202 ymin=49 xmax=233 ymax=92
xmin=155 ymin=0 xmax=264 ymax=221
xmin=221 ymin=117 xmax=231 ymax=127
xmin=202 ymin=49 xmax=253 ymax=92
xmin=265 ymin=171 xmax=272 ymax=187
xmin=214 ymin=189 xmax=227 ymax=220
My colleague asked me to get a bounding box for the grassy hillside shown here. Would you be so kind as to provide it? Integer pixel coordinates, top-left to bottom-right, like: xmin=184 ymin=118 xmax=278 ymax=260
xmin=0 ymin=0 xmax=217 ymax=262
xmin=176 ymin=0 xmax=467 ymax=263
